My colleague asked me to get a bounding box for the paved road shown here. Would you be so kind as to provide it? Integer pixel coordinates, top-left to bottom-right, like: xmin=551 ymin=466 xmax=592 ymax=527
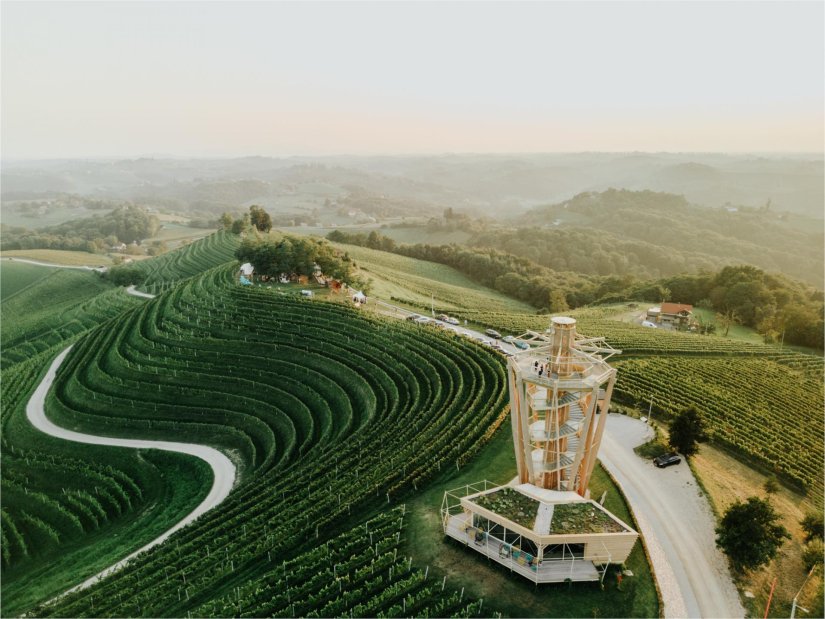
xmin=27 ymin=346 xmax=236 ymax=599
xmin=373 ymin=299 xmax=521 ymax=355
xmin=600 ymin=415 xmax=744 ymax=619
xmin=1 ymin=256 xmax=108 ymax=273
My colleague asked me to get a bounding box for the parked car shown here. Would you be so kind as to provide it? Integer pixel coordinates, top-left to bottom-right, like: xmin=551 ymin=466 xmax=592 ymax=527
xmin=405 ymin=314 xmax=420 ymax=322
xmin=514 ymin=340 xmax=529 ymax=350
xmin=653 ymin=453 xmax=681 ymax=468
xmin=502 ymin=335 xmax=515 ymax=343
xmin=485 ymin=329 xmax=502 ymax=339
xmin=445 ymin=317 xmax=460 ymax=325
xmin=436 ymin=314 xmax=450 ymax=322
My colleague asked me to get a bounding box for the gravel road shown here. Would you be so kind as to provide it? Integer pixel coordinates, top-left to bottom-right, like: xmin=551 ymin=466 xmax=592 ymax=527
xmin=601 ymin=415 xmax=745 ymax=618
xmin=27 ymin=346 xmax=236 ymax=599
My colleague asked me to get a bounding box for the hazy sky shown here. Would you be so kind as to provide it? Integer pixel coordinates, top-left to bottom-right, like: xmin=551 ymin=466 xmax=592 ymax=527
xmin=2 ymin=1 xmax=823 ymax=159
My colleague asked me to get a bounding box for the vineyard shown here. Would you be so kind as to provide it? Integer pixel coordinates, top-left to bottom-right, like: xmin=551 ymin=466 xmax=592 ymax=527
xmin=1 ymin=271 xmax=142 ymax=368
xmin=0 ymin=350 xmax=213 ymax=616
xmin=133 ymin=230 xmax=241 ymax=292
xmin=22 ymin=263 xmax=508 ymax=616
xmin=613 ymin=356 xmax=824 ymax=497
xmin=196 ymin=507 xmax=486 ymax=618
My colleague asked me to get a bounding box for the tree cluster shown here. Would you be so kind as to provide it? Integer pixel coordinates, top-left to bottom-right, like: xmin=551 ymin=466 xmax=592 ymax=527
xmin=0 ymin=205 xmax=160 ymax=253
xmin=236 ymin=234 xmax=359 ymax=285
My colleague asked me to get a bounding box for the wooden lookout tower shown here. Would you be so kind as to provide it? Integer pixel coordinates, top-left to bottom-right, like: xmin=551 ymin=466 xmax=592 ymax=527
xmin=508 ymin=316 xmax=620 ymax=496
xmin=441 ymin=318 xmax=637 ymax=584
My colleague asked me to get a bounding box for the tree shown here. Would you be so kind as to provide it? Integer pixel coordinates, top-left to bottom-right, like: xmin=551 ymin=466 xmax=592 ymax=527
xmin=219 ymin=212 xmax=234 ymax=230
xmin=800 ymin=512 xmax=824 ymax=542
xmin=715 ymin=309 xmax=739 ymax=337
xmin=231 ymin=215 xmax=249 ymax=235
xmin=249 ymin=206 xmax=272 ymax=233
xmin=762 ymin=476 xmax=779 ymax=495
xmin=668 ymin=407 xmax=708 ymax=457
xmin=715 ymin=497 xmax=790 ymax=572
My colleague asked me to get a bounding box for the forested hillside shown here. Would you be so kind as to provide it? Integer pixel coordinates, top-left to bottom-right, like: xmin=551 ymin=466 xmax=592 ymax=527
xmin=478 ymin=189 xmax=824 ymax=285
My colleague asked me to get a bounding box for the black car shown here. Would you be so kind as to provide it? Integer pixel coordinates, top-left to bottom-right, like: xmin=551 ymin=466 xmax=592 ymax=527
xmin=653 ymin=453 xmax=681 ymax=468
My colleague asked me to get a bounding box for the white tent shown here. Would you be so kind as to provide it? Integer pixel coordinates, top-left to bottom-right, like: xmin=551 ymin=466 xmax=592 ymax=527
xmin=239 ymin=263 xmax=254 ymax=276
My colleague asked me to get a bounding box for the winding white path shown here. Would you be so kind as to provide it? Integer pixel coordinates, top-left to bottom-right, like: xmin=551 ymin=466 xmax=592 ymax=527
xmin=27 ymin=346 xmax=236 ymax=598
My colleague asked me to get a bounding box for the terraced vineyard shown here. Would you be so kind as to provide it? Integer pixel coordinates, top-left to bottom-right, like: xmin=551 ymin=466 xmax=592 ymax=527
xmin=134 ymin=230 xmax=241 ymax=292
xmin=1 ymin=270 xmax=142 ymax=368
xmin=31 ymin=263 xmax=508 ymax=616
xmin=1 ymin=351 xmax=212 ymax=616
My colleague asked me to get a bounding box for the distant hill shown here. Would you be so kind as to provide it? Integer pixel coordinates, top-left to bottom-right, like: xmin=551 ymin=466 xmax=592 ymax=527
xmin=3 ymin=153 xmax=822 ymax=218
xmin=474 ymin=189 xmax=824 ymax=285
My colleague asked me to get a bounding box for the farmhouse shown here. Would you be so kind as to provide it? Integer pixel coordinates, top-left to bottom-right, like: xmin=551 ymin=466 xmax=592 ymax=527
xmin=442 ymin=317 xmax=638 ymax=583
xmin=659 ymin=302 xmax=693 ymax=325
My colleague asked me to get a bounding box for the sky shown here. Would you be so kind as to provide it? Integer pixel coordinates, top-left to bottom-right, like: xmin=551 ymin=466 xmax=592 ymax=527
xmin=2 ymin=1 xmax=823 ymax=159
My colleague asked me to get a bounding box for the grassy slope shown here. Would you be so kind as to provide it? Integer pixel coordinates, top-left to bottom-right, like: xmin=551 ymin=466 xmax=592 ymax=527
xmin=337 ymin=243 xmax=534 ymax=314
xmin=404 ymin=420 xmax=658 ymax=618
xmin=1 ymin=261 xmax=55 ymax=299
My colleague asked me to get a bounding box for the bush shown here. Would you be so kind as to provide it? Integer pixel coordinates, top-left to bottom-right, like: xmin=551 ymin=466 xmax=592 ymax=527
xmin=107 ymin=265 xmax=146 ymax=286
xmin=801 ymin=512 xmax=824 ymax=542
xmin=802 ymin=539 xmax=824 ymax=571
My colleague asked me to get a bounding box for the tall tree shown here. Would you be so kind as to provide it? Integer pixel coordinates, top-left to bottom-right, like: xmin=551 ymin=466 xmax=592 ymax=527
xmin=716 ymin=497 xmax=790 ymax=572
xmin=248 ymin=205 xmax=272 ymax=233
xmin=668 ymin=407 xmax=708 ymax=457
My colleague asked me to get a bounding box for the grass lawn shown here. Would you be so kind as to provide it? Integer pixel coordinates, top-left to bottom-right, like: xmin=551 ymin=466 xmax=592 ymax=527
xmin=1 ymin=249 xmax=112 ymax=267
xmin=403 ymin=420 xmax=659 ymax=618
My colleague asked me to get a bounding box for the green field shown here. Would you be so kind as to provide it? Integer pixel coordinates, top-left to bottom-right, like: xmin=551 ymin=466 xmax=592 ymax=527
xmin=0 ymin=249 xmax=112 ymax=267
xmin=1 ymin=261 xmax=55 ymax=299
xmin=133 ymin=229 xmax=241 ymax=292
